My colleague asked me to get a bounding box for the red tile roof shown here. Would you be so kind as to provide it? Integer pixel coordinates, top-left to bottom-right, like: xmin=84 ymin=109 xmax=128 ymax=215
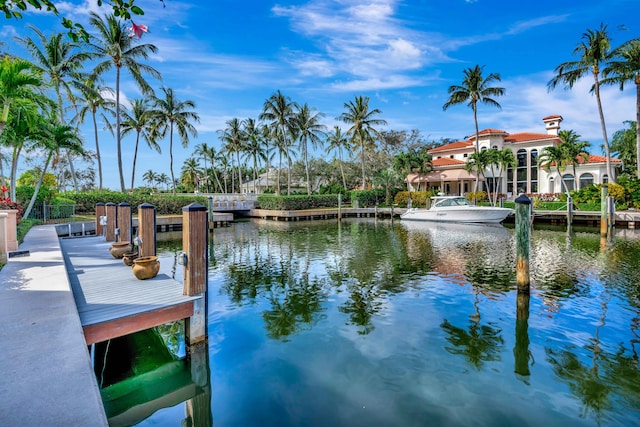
xmin=542 ymin=114 xmax=563 ymax=121
xmin=429 ymin=141 xmax=472 ymax=153
xmin=579 ymin=154 xmax=622 ymax=164
xmin=505 ymin=132 xmax=559 ymax=143
xmin=473 ymin=128 xmax=508 ymax=136
xmin=431 ymin=157 xmax=467 ymax=167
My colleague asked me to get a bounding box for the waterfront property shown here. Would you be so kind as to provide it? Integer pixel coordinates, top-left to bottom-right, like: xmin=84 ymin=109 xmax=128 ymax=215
xmin=406 ymin=115 xmax=622 ymax=196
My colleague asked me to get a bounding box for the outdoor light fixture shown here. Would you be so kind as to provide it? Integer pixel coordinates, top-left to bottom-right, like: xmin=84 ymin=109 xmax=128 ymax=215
xmin=177 ymin=251 xmax=188 ymax=266
xmin=133 ymin=236 xmax=142 ymax=247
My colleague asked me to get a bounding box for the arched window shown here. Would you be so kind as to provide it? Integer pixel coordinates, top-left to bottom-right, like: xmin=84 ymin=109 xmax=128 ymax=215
xmin=549 ymin=177 xmax=555 ymax=193
xmin=530 ymin=149 xmax=538 ymax=193
xmin=562 ymin=174 xmax=575 ymax=192
xmin=517 ymin=149 xmax=527 ymax=193
xmin=579 ymin=173 xmax=594 ymax=189
xmin=603 ymin=174 xmax=609 ymax=183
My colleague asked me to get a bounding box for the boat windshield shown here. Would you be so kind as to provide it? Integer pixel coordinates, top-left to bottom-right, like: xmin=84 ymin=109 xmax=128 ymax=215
xmin=433 ymin=197 xmax=471 ymax=207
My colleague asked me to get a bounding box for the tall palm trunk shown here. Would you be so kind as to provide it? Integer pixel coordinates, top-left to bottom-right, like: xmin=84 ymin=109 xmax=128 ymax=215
xmin=55 ymin=86 xmax=79 ymax=192
xmin=360 ymin=136 xmax=366 ymax=190
xmin=236 ymin=151 xmax=243 ymax=194
xmin=116 ymin=66 xmax=126 ymax=192
xmin=10 ymin=145 xmax=22 ymax=201
xmin=593 ymin=72 xmax=614 ymax=182
xmin=169 ymin=122 xmax=176 ymax=195
xmin=22 ymin=153 xmax=52 ymax=219
xmin=92 ymin=109 xmax=103 ymax=190
xmin=130 ymin=133 xmax=140 ymax=191
xmin=473 ymin=105 xmax=480 ymax=193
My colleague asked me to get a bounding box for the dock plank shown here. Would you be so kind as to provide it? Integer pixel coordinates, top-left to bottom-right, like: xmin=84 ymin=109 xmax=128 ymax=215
xmin=60 ymin=236 xmax=201 ymax=341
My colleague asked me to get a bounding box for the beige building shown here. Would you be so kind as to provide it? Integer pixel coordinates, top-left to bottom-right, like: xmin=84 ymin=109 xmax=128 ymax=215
xmin=406 ymin=115 xmax=621 ymax=197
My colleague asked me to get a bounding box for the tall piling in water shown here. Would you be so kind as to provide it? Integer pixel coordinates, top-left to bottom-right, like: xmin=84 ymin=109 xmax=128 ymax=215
xmin=182 ymin=203 xmax=208 ymax=350
xmin=515 ymin=194 xmax=531 ymax=293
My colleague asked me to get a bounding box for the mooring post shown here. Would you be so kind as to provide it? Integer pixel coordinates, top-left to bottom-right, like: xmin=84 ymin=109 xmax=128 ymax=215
xmin=207 ymin=196 xmax=214 ymax=224
xmin=95 ymin=203 xmax=105 ymax=236
xmin=338 ymin=193 xmax=342 ymax=222
xmin=607 ymin=195 xmax=615 ymax=229
xmin=137 ymin=203 xmax=156 ymax=257
xmin=117 ymin=202 xmax=132 ymax=244
xmin=600 ymin=184 xmax=608 ymax=237
xmin=182 ymin=203 xmax=208 ymax=349
xmin=105 ymin=202 xmax=117 ymax=242
xmin=515 ymin=193 xmax=531 ymax=293
xmin=566 ymin=195 xmax=573 ymax=228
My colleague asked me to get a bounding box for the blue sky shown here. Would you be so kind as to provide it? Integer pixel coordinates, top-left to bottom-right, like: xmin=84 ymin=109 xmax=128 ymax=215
xmin=2 ymin=0 xmax=638 ymax=190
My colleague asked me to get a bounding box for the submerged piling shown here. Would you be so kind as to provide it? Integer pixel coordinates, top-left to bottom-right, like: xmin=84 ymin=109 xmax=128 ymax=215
xmin=515 ymin=193 xmax=531 ymax=292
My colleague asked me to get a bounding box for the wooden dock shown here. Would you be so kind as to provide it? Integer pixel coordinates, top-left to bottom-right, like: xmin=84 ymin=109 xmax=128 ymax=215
xmin=60 ymin=236 xmax=202 ymax=345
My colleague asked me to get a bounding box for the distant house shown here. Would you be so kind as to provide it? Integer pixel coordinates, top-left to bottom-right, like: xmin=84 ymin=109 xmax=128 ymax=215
xmin=406 ymin=115 xmax=622 ymax=197
xmin=240 ymin=168 xmax=307 ymax=195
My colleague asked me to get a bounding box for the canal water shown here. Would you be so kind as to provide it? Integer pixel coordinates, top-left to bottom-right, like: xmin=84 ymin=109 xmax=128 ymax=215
xmin=120 ymin=219 xmax=639 ymax=426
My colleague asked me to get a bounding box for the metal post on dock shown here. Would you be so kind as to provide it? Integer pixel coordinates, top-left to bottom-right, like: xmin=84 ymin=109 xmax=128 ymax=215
xmin=182 ymin=203 xmax=208 ymax=351
xmin=600 ymin=184 xmax=608 ymax=237
xmin=95 ymin=203 xmax=105 ymax=236
xmin=117 ymin=202 xmax=132 ymax=244
xmin=338 ymin=193 xmax=342 ymax=222
xmin=515 ymin=193 xmax=531 ymax=293
xmin=137 ymin=203 xmax=156 ymax=257
xmin=105 ymin=202 xmax=117 ymax=242
xmin=566 ymin=195 xmax=573 ymax=228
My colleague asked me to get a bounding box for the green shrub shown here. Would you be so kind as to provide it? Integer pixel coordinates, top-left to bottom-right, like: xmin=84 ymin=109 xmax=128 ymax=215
xmin=350 ymin=189 xmax=386 ymax=207
xmin=63 ymin=191 xmax=209 ymax=215
xmin=257 ymin=194 xmax=339 ymax=210
xmin=394 ymin=191 xmax=431 ymax=208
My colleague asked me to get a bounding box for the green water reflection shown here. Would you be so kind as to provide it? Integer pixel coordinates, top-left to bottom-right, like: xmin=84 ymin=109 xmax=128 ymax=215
xmin=135 ymin=219 xmax=640 ymax=427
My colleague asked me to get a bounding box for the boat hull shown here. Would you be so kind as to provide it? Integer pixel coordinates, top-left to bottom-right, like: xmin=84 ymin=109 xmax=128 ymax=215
xmin=400 ymin=206 xmax=513 ymax=224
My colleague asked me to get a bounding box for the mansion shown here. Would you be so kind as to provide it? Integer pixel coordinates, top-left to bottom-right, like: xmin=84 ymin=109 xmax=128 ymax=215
xmin=405 ymin=115 xmax=621 ymax=197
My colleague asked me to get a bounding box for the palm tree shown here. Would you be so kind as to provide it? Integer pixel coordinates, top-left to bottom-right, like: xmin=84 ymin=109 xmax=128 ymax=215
xmin=337 ymin=95 xmax=387 ymax=190
xmin=22 ymin=118 xmax=84 ymax=219
xmin=558 ymin=129 xmax=590 ymax=190
xmin=148 ymin=87 xmax=199 ymax=194
xmin=88 ymin=12 xmax=161 ymax=192
xmin=548 ymin=24 xmax=615 ymax=183
xmin=602 ymin=39 xmax=640 ymax=177
xmin=142 ymin=169 xmax=157 ymax=189
xmin=0 ymin=56 xmax=48 ymax=138
xmin=443 ymin=64 xmax=505 ymax=191
xmin=194 ymin=142 xmax=213 ymax=193
xmin=180 ymin=157 xmax=201 ymax=193
xmin=539 ymin=144 xmax=571 ymax=193
xmin=218 ymin=117 xmax=247 ymax=193
xmin=260 ymin=90 xmax=297 ymax=194
xmin=242 ymin=118 xmax=267 ymax=194
xmin=17 ymin=26 xmax=89 ymax=191
xmin=484 ymin=148 xmax=516 ymax=206
xmin=465 ymin=150 xmax=492 ymax=199
xmin=70 ymin=73 xmax=114 ymax=191
xmin=158 ymin=172 xmax=170 ymax=192
xmin=326 ymin=126 xmax=351 ymax=190
xmin=293 ymin=103 xmax=326 ymax=194
xmin=120 ymin=98 xmax=159 ymax=191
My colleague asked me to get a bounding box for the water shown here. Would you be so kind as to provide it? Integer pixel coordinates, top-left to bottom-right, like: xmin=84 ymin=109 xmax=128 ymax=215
xmin=131 ymin=219 xmax=640 ymax=426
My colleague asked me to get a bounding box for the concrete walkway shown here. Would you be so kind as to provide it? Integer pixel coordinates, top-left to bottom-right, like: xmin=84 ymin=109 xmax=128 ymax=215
xmin=0 ymin=225 xmax=107 ymax=426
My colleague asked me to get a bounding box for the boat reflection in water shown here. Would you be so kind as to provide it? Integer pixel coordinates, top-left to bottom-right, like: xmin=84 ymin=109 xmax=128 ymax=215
xmin=401 ymin=196 xmax=513 ymax=223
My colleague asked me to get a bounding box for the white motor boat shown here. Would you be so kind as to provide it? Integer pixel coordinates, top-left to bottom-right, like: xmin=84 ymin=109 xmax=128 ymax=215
xmin=400 ymin=196 xmax=513 ymax=224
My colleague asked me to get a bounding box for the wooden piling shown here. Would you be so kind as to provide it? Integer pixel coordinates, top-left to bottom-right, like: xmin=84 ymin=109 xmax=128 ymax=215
xmin=515 ymin=194 xmax=531 ymax=292
xmin=600 ymin=184 xmax=608 ymax=237
xmin=338 ymin=193 xmax=342 ymax=222
xmin=117 ymin=202 xmax=132 ymax=244
xmin=183 ymin=203 xmax=208 ymax=348
xmin=607 ymin=196 xmax=615 ymax=229
xmin=95 ymin=203 xmax=105 ymax=236
xmin=105 ymin=202 xmax=117 ymax=242
xmin=566 ymin=195 xmax=573 ymax=228
xmin=137 ymin=203 xmax=156 ymax=257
